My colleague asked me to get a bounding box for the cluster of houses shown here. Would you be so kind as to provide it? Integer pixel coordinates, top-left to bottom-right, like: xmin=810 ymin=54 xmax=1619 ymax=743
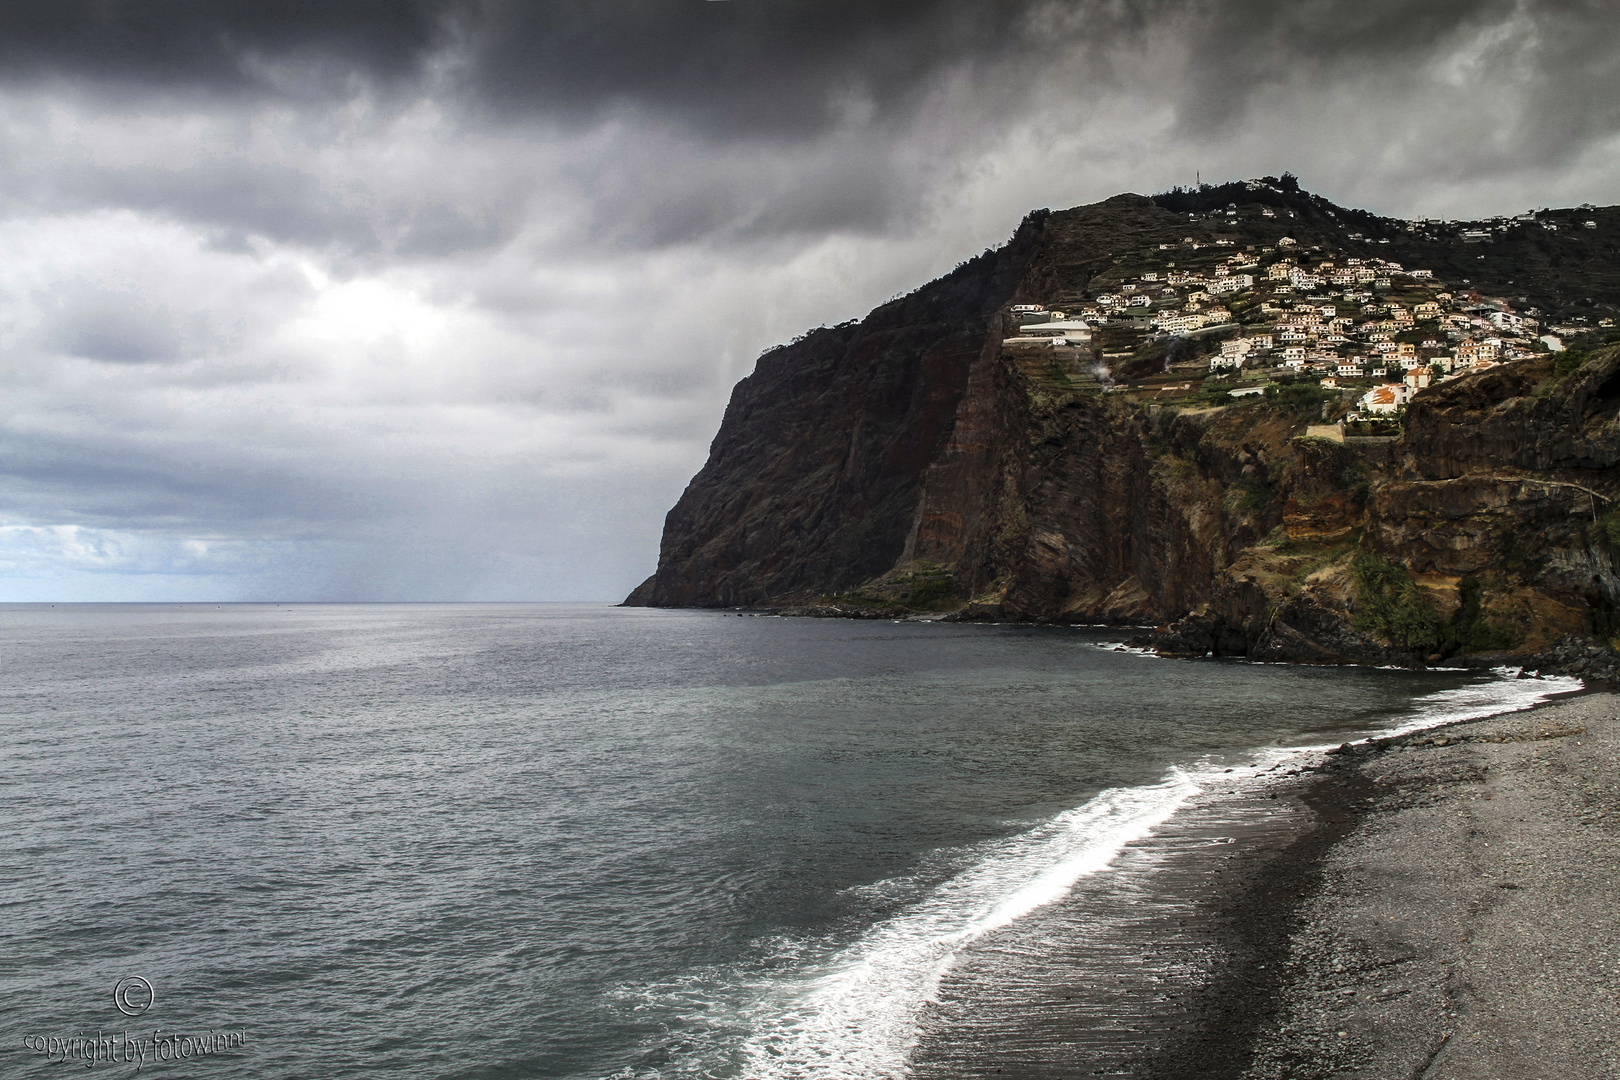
xmin=1003 ymin=234 xmax=1557 ymax=417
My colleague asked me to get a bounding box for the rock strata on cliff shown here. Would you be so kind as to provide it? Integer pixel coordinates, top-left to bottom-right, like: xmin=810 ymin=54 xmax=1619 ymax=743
xmin=629 ymin=183 xmax=1620 ymax=668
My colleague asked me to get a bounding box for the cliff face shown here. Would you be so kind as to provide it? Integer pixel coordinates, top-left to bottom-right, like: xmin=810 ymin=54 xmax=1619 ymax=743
xmin=1160 ymin=346 xmax=1620 ymax=664
xmin=628 ymin=185 xmax=1620 ymax=665
xmin=624 ymin=215 xmax=1041 ymax=607
xmin=910 ymin=361 xmax=1300 ymax=625
xmin=628 ymin=194 xmax=1192 ymax=608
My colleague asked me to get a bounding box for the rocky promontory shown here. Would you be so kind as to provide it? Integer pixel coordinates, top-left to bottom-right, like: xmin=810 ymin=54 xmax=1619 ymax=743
xmin=628 ymin=181 xmax=1620 ymax=669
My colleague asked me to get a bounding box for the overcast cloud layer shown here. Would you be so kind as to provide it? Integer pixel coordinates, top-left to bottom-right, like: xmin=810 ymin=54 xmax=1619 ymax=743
xmin=2 ymin=0 xmax=1618 ymax=601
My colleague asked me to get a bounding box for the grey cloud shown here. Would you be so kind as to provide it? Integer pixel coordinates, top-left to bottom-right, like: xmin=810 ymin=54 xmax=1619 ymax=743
xmin=0 ymin=427 xmax=377 ymax=536
xmin=394 ymin=203 xmax=506 ymax=257
xmin=45 ymin=288 xmax=183 ymax=364
xmin=1172 ymin=0 xmax=1620 ymax=152
xmin=565 ymin=130 xmax=917 ymax=249
xmin=0 ymin=417 xmax=688 ymax=601
xmin=454 ymin=0 xmax=1054 ymax=137
xmin=6 ymin=155 xmax=507 ymax=258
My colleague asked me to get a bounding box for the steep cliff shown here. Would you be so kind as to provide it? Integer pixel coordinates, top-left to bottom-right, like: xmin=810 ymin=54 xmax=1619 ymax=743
xmin=626 ymin=194 xmax=1192 ymax=607
xmin=627 ymin=183 xmax=1620 ymax=666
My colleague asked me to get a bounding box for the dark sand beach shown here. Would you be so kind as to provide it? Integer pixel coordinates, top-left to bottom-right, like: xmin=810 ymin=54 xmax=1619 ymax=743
xmin=912 ymin=687 xmax=1620 ymax=1080
xmin=1154 ymin=689 xmax=1620 ymax=1080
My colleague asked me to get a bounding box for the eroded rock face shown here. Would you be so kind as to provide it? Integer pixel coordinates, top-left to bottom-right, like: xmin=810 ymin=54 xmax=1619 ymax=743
xmin=1398 ymin=352 xmax=1620 ymax=479
xmin=1158 ymin=349 xmax=1620 ymax=662
xmin=1371 ymin=349 xmax=1620 ymax=624
xmin=630 ymin=197 xmax=1228 ymax=615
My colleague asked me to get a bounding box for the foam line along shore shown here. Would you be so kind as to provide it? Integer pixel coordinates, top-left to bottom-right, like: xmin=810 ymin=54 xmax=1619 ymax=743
xmin=1132 ymin=687 xmax=1620 ymax=1080
xmin=909 ymin=672 xmax=1591 ymax=1079
xmin=699 ymin=668 xmax=1577 ymax=1079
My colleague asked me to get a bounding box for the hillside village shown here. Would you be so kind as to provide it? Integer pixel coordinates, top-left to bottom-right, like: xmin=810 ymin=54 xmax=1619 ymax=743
xmin=1000 ymin=212 xmax=1608 ymax=420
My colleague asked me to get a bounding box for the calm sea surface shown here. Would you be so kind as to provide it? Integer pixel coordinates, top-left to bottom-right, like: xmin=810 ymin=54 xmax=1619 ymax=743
xmin=0 ymin=604 xmax=1566 ymax=1078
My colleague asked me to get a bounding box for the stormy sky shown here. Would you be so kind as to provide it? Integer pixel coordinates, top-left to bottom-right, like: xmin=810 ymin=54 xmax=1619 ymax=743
xmin=2 ymin=1 xmax=1617 ymax=601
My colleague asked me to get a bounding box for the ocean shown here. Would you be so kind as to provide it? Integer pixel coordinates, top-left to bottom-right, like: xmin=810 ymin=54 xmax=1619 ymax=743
xmin=0 ymin=604 xmax=1574 ymax=1078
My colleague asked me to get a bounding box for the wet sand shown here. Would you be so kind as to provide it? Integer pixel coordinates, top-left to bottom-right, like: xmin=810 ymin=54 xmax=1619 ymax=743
xmin=914 ymin=689 xmax=1620 ymax=1079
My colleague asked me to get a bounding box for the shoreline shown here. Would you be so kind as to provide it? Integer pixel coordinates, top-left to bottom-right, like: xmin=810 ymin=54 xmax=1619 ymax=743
xmin=1144 ymin=686 xmax=1620 ymax=1079
xmin=710 ymin=604 xmax=1620 ymax=684
xmin=905 ymin=678 xmax=1611 ymax=1079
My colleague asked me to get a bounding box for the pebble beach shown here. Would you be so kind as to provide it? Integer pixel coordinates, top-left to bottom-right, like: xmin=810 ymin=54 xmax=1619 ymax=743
xmin=1187 ymin=689 xmax=1620 ymax=1080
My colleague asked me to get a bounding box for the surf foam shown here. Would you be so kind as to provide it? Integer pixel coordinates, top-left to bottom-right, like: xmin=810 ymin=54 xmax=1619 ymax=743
xmin=734 ymin=774 xmax=1200 ymax=1079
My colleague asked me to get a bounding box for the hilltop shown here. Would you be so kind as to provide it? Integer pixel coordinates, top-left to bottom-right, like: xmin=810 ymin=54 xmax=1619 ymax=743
xmin=626 ymin=180 xmax=1620 ymax=671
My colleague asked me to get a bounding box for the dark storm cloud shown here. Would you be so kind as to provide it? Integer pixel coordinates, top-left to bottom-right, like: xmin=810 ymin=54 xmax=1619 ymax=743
xmin=0 ymin=0 xmax=444 ymax=96
xmin=0 ymin=2 xmax=1077 ymax=255
xmin=7 ymin=1 xmax=1619 ymax=155
xmin=15 ymin=0 xmax=1614 ymax=263
xmin=453 ymin=0 xmax=1054 ymax=137
xmin=0 ymin=1 xmax=1060 ymax=132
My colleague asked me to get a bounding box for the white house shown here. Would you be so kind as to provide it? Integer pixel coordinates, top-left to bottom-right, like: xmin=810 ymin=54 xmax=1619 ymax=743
xmin=1361 ymin=384 xmax=1409 ymax=414
xmin=1208 ymin=274 xmax=1254 ymax=295
xmin=1017 ymin=320 xmax=1092 ymax=346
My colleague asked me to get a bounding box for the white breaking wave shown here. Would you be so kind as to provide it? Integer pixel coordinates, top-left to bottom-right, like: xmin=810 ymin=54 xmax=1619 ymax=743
xmin=622 ymin=669 xmax=1581 ymax=1080
xmin=1306 ymin=668 xmax=1583 ymax=748
xmin=734 ymin=774 xmax=1200 ymax=1079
